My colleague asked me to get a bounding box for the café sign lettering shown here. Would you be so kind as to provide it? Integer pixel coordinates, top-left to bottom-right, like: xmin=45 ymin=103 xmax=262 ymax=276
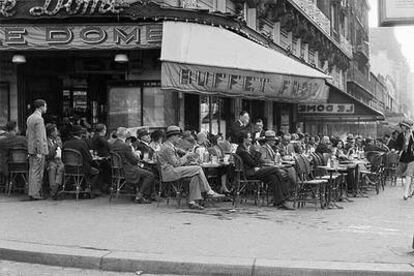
xmin=162 ymin=62 xmax=329 ymax=102
xmin=298 ymin=104 xmax=355 ymax=114
xmin=0 ymin=0 xmax=131 ymax=17
xmin=0 ymin=24 xmax=162 ymax=50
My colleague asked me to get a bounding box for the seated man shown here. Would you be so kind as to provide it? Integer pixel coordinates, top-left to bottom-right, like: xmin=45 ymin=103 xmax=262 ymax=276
xmin=62 ymin=125 xmax=99 ymax=194
xmin=236 ymin=132 xmax=293 ymax=210
xmin=158 ymin=126 xmax=223 ymax=210
xmin=136 ymin=128 xmax=155 ymax=160
xmin=111 ymin=127 xmax=154 ymax=204
xmin=260 ymin=130 xmax=296 ymax=189
xmin=90 ymin=124 xmax=111 ymax=157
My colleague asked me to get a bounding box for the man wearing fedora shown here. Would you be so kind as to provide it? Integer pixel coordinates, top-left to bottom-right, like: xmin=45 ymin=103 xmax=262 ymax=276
xmin=395 ymin=119 xmax=414 ymax=200
xmin=63 ymin=125 xmax=99 ymax=194
xmin=158 ymin=126 xmax=224 ymax=210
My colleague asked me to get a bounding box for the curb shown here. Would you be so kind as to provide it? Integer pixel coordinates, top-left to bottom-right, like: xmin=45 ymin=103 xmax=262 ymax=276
xmin=1 ymin=240 xmax=414 ymax=275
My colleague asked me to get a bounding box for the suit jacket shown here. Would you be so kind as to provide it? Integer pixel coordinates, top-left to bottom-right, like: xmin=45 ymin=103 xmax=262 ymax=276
xmin=230 ymin=120 xmax=248 ymax=143
xmin=236 ymin=144 xmax=262 ymax=177
xmin=90 ymin=134 xmax=110 ymax=157
xmin=260 ymin=143 xmax=276 ymax=165
xmin=136 ymin=141 xmax=155 ymax=160
xmin=111 ymin=139 xmax=143 ymax=183
xmin=26 ymin=110 xmax=48 ymax=155
xmin=63 ymin=137 xmax=93 ymax=173
xmin=158 ymin=141 xmax=189 ymax=182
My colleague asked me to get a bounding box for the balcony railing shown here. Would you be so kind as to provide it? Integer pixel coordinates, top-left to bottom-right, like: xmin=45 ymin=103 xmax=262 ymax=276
xmin=348 ymin=65 xmax=374 ymax=96
xmin=290 ymin=0 xmax=331 ymax=35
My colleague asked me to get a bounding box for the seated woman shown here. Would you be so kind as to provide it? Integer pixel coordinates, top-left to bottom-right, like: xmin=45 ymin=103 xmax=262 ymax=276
xmin=236 ymin=132 xmax=293 ymax=210
xmin=333 ymin=140 xmax=348 ymax=159
xmin=194 ymin=132 xmax=210 ymax=163
xmin=315 ymin=136 xmax=332 ymax=155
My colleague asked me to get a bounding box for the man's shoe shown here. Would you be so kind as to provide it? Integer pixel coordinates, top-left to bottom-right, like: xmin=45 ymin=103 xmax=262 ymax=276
xmin=207 ymin=191 xmax=225 ymax=198
xmin=134 ymin=197 xmax=152 ymax=204
xmin=277 ymin=202 xmax=295 ymax=210
xmin=188 ymin=202 xmax=204 ymax=210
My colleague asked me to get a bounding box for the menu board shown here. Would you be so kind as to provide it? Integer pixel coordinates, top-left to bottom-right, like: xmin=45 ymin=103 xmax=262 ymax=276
xmin=0 ymin=83 xmax=9 ymax=126
xmin=108 ymin=86 xmax=141 ymax=131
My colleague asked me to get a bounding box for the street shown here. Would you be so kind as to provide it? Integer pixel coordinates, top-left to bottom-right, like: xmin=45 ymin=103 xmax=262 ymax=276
xmin=1 ymin=184 xmax=414 ymax=266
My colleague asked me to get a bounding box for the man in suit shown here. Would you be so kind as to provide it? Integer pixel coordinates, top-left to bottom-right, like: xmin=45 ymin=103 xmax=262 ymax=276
xmin=230 ymin=111 xmax=250 ymax=143
xmin=135 ymin=128 xmax=155 ymax=160
xmin=251 ymin=119 xmax=266 ymax=146
xmin=26 ymin=99 xmax=49 ymax=200
xmin=158 ymin=126 xmax=223 ymax=210
xmin=260 ymin=130 xmax=296 ymax=189
xmin=236 ymin=131 xmax=293 ymax=210
xmin=90 ymin=124 xmax=111 ymax=192
xmin=63 ymin=125 xmax=99 ymax=193
xmin=111 ymin=127 xmax=154 ymax=204
xmin=90 ymin=124 xmax=110 ymax=157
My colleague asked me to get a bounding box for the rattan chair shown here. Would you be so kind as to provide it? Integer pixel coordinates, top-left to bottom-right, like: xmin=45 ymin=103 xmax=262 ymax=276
xmin=109 ymin=151 xmax=137 ymax=201
xmin=231 ymin=153 xmax=265 ymax=208
xmin=293 ymin=154 xmax=328 ymax=210
xmin=61 ymin=149 xmax=91 ymax=200
xmin=7 ymin=147 xmax=29 ymax=196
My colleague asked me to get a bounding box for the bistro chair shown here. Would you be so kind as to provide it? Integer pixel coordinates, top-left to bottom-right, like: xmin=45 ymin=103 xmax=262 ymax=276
xmin=359 ymin=152 xmax=386 ymax=194
xmin=384 ymin=152 xmax=400 ymax=186
xmin=61 ymin=149 xmax=91 ymax=200
xmin=7 ymin=147 xmax=29 ymax=196
xmin=293 ymin=154 xmax=328 ymax=210
xmin=156 ymin=162 xmax=191 ymax=208
xmin=109 ymin=151 xmax=137 ymax=201
xmin=230 ymin=153 xmax=265 ymax=208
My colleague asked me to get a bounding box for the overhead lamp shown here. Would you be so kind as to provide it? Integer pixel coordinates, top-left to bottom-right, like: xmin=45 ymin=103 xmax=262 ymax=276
xmin=12 ymin=54 xmax=26 ymax=64
xmin=114 ymin=54 xmax=129 ymax=63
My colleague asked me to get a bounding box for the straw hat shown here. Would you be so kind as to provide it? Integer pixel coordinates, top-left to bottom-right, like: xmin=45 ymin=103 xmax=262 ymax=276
xmin=166 ymin=126 xmax=182 ymax=138
xmin=264 ymin=130 xmax=277 ymax=141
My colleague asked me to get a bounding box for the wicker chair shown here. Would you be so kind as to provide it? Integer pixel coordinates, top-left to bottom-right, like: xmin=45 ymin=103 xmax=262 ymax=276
xmin=231 ymin=153 xmax=265 ymax=208
xmin=109 ymin=151 xmax=137 ymax=201
xmin=7 ymin=147 xmax=29 ymax=196
xmin=61 ymin=149 xmax=91 ymax=200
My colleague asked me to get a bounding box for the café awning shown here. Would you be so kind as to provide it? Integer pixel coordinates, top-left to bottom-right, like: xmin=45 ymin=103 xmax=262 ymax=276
xmin=161 ymin=21 xmax=330 ymax=103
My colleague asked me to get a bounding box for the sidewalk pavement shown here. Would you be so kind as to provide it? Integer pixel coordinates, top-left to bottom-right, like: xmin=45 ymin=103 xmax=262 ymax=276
xmin=1 ymin=185 xmax=414 ymax=275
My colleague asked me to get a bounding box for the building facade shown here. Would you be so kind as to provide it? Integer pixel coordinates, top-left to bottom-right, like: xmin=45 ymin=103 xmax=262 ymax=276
xmin=0 ymin=0 xmax=388 ymax=138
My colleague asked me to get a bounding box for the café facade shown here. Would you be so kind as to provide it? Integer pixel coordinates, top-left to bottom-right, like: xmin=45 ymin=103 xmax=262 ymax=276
xmin=0 ymin=0 xmax=331 ymax=137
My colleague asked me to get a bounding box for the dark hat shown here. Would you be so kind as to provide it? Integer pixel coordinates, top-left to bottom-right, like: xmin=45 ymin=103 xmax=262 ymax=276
xmin=71 ymin=125 xmax=85 ymax=136
xmin=137 ymin=128 xmax=150 ymax=138
xmin=166 ymin=125 xmax=182 ymax=138
xmin=46 ymin=123 xmax=57 ymax=135
xmin=264 ymin=130 xmax=277 ymax=141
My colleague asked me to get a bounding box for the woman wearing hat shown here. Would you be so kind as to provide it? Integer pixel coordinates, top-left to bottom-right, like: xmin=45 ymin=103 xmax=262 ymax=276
xmin=395 ymin=119 xmax=414 ymax=200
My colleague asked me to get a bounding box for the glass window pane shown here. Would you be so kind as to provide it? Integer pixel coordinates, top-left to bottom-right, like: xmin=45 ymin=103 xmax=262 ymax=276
xmin=143 ymin=87 xmax=176 ymax=127
xmin=108 ymin=86 xmax=141 ymax=130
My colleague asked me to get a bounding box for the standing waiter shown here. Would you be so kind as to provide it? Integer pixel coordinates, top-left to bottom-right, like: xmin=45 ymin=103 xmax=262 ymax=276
xmin=27 ymin=99 xmax=48 ymax=200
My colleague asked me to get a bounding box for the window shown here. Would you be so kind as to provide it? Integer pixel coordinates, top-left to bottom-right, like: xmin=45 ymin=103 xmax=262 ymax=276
xmin=143 ymin=87 xmax=176 ymax=127
xmin=108 ymin=83 xmax=177 ymax=130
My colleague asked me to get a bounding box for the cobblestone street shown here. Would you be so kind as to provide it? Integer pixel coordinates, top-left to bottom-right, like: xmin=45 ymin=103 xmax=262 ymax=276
xmin=1 ymin=185 xmax=414 ymax=265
